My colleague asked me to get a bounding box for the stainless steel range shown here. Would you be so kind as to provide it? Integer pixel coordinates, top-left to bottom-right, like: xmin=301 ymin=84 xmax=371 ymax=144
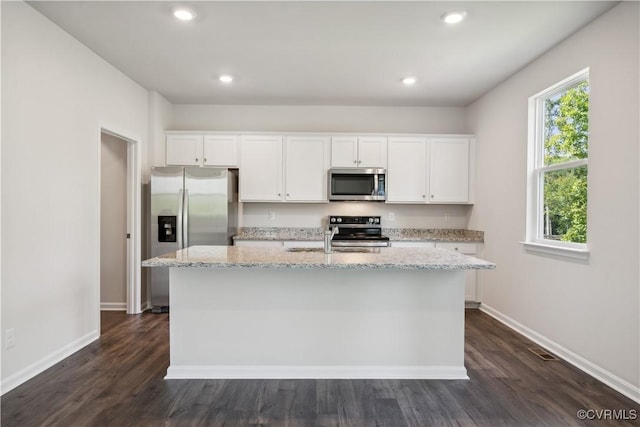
xmin=328 ymin=215 xmax=390 ymax=247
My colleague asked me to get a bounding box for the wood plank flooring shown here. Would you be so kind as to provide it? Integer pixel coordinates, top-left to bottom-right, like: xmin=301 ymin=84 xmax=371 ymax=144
xmin=2 ymin=310 xmax=638 ymax=426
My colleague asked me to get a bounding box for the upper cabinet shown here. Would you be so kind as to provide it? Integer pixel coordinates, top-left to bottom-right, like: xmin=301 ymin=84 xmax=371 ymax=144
xmin=166 ymin=133 xmax=238 ymax=167
xmin=166 ymin=131 xmax=474 ymax=205
xmin=429 ymin=137 xmax=470 ymax=203
xmin=386 ymin=137 xmax=428 ymax=203
xmin=331 ymin=136 xmax=387 ymax=168
xmin=284 ymin=136 xmax=330 ymax=202
xmin=166 ymin=134 xmax=201 ymax=166
xmin=387 ymin=136 xmax=474 ymax=204
xmin=203 ymin=135 xmax=238 ymax=167
xmin=239 ymin=135 xmax=283 ymax=202
xmin=239 ymin=135 xmax=330 ymax=203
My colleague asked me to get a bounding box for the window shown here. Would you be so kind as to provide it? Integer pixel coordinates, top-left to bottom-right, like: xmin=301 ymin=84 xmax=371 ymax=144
xmin=525 ymin=68 xmax=589 ymax=259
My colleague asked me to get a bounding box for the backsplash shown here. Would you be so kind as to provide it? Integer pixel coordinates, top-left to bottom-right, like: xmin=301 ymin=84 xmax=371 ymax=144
xmin=239 ymin=202 xmax=471 ymax=229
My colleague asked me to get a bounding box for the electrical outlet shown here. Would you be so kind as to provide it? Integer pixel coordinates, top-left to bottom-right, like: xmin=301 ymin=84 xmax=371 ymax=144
xmin=268 ymin=211 xmax=276 ymax=221
xmin=5 ymin=328 xmax=15 ymax=349
xmin=388 ymin=212 xmax=396 ymax=221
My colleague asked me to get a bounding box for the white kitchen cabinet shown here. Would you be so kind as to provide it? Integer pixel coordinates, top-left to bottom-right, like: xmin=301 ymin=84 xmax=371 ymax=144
xmin=282 ymin=241 xmax=324 ymax=248
xmin=166 ymin=133 xmax=239 ymax=167
xmin=234 ymin=240 xmax=283 ymax=247
xmin=330 ymin=136 xmax=387 ymax=168
xmin=435 ymin=242 xmax=478 ymax=302
xmin=202 ymin=135 xmax=238 ymax=167
xmin=284 ymin=136 xmax=330 ymax=202
xmin=239 ymin=135 xmax=284 ymax=202
xmin=166 ymin=134 xmax=202 ymax=166
xmin=429 ymin=137 xmax=470 ymax=203
xmin=386 ymin=136 xmax=428 ymax=203
xmin=387 ymin=136 xmax=473 ymax=204
xmin=390 ymin=241 xmax=435 ymax=248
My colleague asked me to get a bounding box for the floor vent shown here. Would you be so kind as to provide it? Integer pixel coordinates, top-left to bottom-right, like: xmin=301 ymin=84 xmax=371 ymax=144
xmin=528 ymin=347 xmax=560 ymax=361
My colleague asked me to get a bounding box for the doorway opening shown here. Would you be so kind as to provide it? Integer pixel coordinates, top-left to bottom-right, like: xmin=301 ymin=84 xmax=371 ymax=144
xmin=99 ymin=128 xmax=142 ymax=317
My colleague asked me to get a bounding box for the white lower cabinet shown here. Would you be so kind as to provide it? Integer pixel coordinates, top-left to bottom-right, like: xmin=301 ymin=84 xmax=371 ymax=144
xmin=234 ymin=240 xmax=283 ymax=247
xmin=390 ymin=241 xmax=435 ymax=248
xmin=435 ymin=242 xmax=478 ymax=302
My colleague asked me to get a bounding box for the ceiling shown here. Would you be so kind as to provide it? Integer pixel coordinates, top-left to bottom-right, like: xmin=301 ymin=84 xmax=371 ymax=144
xmin=27 ymin=1 xmax=617 ymax=107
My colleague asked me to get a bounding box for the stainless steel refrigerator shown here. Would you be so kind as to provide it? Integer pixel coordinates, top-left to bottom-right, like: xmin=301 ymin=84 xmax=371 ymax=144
xmin=150 ymin=167 xmax=238 ymax=312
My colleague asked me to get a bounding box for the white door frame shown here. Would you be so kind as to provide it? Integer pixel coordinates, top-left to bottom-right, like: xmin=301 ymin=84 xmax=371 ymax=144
xmin=99 ymin=125 xmax=142 ymax=315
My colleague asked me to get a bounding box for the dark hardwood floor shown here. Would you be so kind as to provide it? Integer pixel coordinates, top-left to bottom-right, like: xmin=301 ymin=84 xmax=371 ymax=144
xmin=2 ymin=310 xmax=638 ymax=426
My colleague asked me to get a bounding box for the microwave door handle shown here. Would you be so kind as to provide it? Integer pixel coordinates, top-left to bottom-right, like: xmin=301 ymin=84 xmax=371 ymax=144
xmin=373 ymin=174 xmax=379 ymax=196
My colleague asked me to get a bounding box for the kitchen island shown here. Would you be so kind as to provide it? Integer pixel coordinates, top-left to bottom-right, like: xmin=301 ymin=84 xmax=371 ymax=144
xmin=142 ymin=245 xmax=495 ymax=380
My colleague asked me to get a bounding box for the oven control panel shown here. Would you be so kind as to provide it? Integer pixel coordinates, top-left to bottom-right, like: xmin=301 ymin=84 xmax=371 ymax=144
xmin=329 ymin=216 xmax=381 ymax=226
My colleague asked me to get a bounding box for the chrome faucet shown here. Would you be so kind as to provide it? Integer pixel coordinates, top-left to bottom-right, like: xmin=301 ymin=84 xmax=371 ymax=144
xmin=324 ymin=226 xmax=339 ymax=253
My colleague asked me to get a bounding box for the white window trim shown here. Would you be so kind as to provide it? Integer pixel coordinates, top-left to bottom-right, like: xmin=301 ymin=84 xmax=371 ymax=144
xmin=524 ymin=68 xmax=590 ymax=261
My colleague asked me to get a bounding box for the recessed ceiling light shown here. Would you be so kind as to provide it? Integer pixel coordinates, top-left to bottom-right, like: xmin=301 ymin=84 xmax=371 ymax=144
xmin=441 ymin=10 xmax=467 ymax=25
xmin=219 ymin=75 xmax=234 ymax=84
xmin=402 ymin=77 xmax=417 ymax=85
xmin=173 ymin=8 xmax=196 ymax=21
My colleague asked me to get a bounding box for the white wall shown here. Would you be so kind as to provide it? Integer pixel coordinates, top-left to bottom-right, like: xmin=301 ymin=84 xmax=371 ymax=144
xmin=467 ymin=2 xmax=639 ymax=399
xmin=148 ymin=91 xmax=173 ymax=170
xmin=242 ymin=203 xmax=470 ymax=229
xmin=171 ymin=105 xmax=469 ymax=134
xmin=100 ymin=133 xmax=127 ymax=309
xmin=1 ymin=1 xmax=149 ymax=392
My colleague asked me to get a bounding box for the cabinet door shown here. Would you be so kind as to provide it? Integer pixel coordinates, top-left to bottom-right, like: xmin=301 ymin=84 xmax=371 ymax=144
xmin=386 ymin=137 xmax=427 ymax=203
xmin=285 ymin=136 xmax=330 ymax=202
xmin=357 ymin=137 xmax=387 ymax=168
xmin=390 ymin=241 xmax=435 ymax=248
xmin=428 ymin=138 xmax=470 ymax=203
xmin=435 ymin=242 xmax=477 ymax=301
xmin=239 ymin=135 xmax=283 ymax=202
xmin=235 ymin=240 xmax=283 ymax=247
xmin=166 ymin=134 xmax=202 ymax=166
xmin=331 ymin=137 xmax=358 ymax=167
xmin=203 ymin=135 xmax=238 ymax=167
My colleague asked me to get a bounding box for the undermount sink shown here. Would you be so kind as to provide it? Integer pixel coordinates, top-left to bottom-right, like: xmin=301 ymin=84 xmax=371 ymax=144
xmin=285 ymin=247 xmax=380 ymax=254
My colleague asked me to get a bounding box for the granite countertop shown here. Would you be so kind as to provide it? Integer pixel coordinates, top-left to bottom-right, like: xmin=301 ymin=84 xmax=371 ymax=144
xmin=142 ymin=245 xmax=495 ymax=270
xmin=233 ymin=227 xmax=484 ymax=242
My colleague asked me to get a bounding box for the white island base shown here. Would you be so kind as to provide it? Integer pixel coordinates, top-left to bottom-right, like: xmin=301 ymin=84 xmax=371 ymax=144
xmin=166 ymin=267 xmax=467 ymax=380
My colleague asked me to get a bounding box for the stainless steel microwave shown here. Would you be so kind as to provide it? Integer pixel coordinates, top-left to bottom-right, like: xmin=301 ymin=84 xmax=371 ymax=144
xmin=328 ymin=168 xmax=386 ymax=201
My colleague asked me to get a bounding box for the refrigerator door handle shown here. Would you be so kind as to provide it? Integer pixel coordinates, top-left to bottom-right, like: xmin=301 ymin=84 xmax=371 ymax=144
xmin=183 ymin=189 xmax=189 ymax=249
xmin=177 ymin=188 xmax=184 ymax=249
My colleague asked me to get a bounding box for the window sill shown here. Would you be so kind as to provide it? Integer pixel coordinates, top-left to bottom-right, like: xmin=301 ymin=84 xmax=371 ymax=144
xmin=520 ymin=241 xmax=590 ymax=261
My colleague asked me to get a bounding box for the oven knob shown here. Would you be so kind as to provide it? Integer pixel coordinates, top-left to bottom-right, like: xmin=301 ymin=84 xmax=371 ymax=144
xmin=368 ymin=217 xmax=374 ymax=223
xmin=330 ymin=217 xmax=336 ymax=223
xmin=374 ymin=218 xmax=380 ymax=223
xmin=337 ymin=218 xmax=342 ymax=223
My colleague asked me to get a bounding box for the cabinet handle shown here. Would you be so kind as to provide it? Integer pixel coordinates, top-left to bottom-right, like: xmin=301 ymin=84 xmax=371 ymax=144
xmin=204 ymin=158 xmax=207 ymax=163
xmin=430 ymin=195 xmax=434 ymax=198
xmin=195 ymin=158 xmax=199 ymax=162
xmin=286 ymin=193 xmax=290 ymax=197
xmin=278 ymin=193 xmax=281 ymax=196
xmin=422 ymin=195 xmax=426 ymax=198
xmin=353 ymin=160 xmax=358 ymax=164
xmin=358 ymin=160 xmax=362 ymax=164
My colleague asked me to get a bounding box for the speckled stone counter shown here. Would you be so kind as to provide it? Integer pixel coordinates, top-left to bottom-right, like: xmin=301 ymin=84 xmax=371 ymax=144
xmin=144 ymin=245 xmax=494 ymax=381
xmin=232 ymin=227 xmax=484 ymax=243
xmin=143 ymin=245 xmax=494 ymax=270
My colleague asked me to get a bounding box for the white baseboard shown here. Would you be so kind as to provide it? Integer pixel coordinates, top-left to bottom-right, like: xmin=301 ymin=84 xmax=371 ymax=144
xmin=165 ymin=365 xmax=468 ymax=380
xmin=100 ymin=302 xmax=126 ymax=311
xmin=141 ymin=300 xmax=152 ymax=312
xmin=480 ymin=303 xmax=640 ymax=404
xmin=0 ymin=330 xmax=99 ymax=396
